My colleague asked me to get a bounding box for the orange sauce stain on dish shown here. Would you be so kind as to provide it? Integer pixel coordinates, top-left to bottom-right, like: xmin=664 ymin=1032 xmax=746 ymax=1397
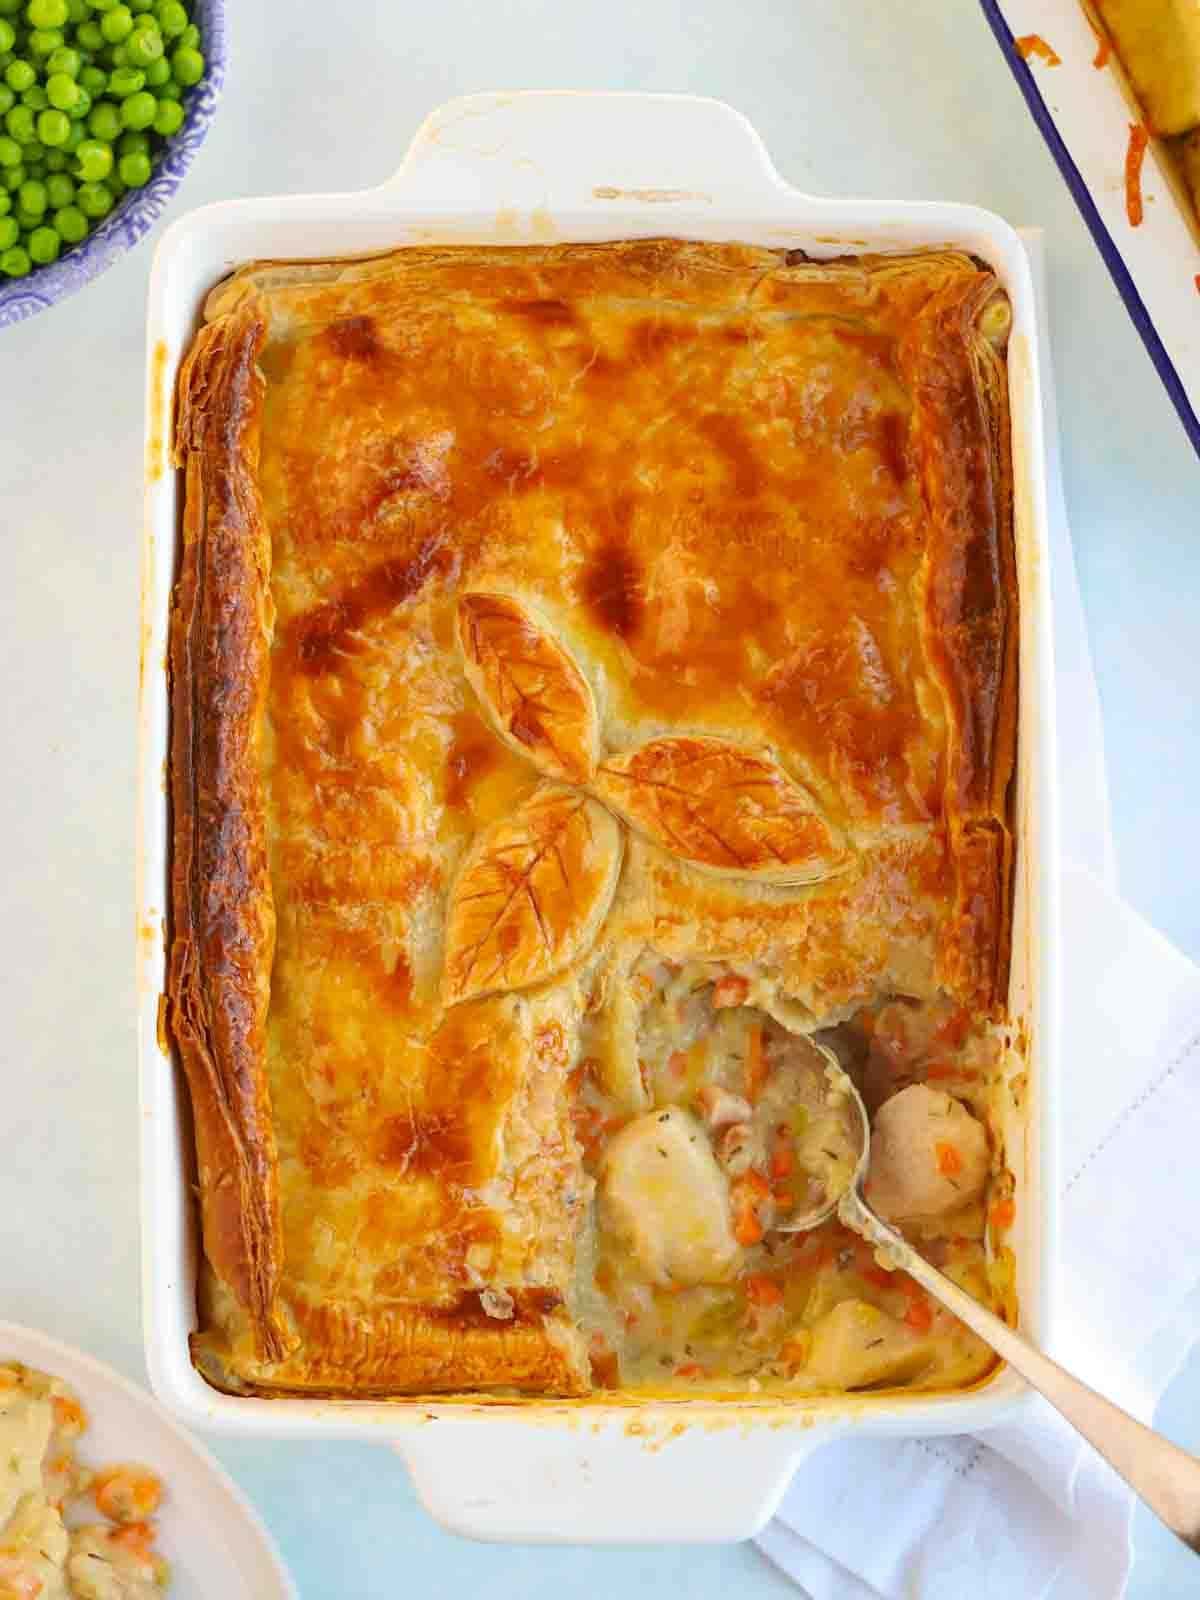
xmin=145 ymin=339 xmax=169 ymax=483
xmin=1014 ymin=34 xmax=1061 ymax=66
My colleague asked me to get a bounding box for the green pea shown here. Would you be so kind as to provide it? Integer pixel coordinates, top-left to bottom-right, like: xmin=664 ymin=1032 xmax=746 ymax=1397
xmin=116 ymin=124 xmax=145 ymax=152
xmin=74 ymin=175 xmax=109 ymax=214
xmin=178 ymin=20 xmax=196 ymax=46
xmin=0 ymin=0 xmax=19 ymax=12
xmin=151 ymin=92 xmax=178 ymax=136
xmin=18 ymin=174 xmax=45 ymax=208
xmin=28 ymin=28 xmax=66 ymax=55
xmin=0 ymin=84 xmax=11 ymax=114
xmin=86 ymin=0 xmax=121 ymax=11
xmin=0 ymin=52 xmax=11 ymax=72
xmin=0 ymin=241 xmax=29 ymax=273
xmin=36 ymin=105 xmax=69 ymax=143
xmin=1 ymin=159 xmax=23 ymax=187
xmin=169 ymin=41 xmax=200 ymax=84
xmin=53 ymin=198 xmax=84 ymax=238
xmin=75 ymin=17 xmax=101 ymax=46
xmin=79 ymin=64 xmax=105 ymax=91
xmin=154 ymin=75 xmax=177 ymax=98
xmin=28 ymin=0 xmax=69 ymax=25
xmin=0 ymin=189 xmax=8 ymax=212
xmin=22 ymin=83 xmax=49 ymax=108
xmin=0 ymin=132 xmax=17 ymax=163
xmin=42 ymin=71 xmax=77 ymax=109
xmin=0 ymin=210 xmax=15 ymax=245
xmin=6 ymin=103 xmax=35 ymax=140
xmin=62 ymin=113 xmax=83 ymax=147
xmin=106 ymin=62 xmax=141 ymax=93
xmin=116 ymin=145 xmax=147 ymax=185
xmin=46 ymin=44 xmax=81 ymax=74
xmin=99 ymin=3 xmax=131 ymax=41
xmin=124 ymin=23 xmax=160 ymax=65
xmin=142 ymin=51 xmax=166 ymax=84
xmin=0 ymin=18 xmax=12 ymax=50
xmin=86 ymin=96 xmax=117 ymax=137
xmin=65 ymin=0 xmax=86 ymax=19
xmin=4 ymin=58 xmax=35 ymax=91
xmin=66 ymin=83 xmax=90 ymax=115
xmin=154 ymin=0 xmax=183 ymax=35
xmin=118 ymin=85 xmax=152 ymax=126
xmin=127 ymin=0 xmax=153 ymax=9
xmin=72 ymin=133 xmax=109 ymax=177
xmin=15 ymin=202 xmax=41 ymax=226
xmin=42 ymin=144 xmax=65 ymax=167
xmin=27 ymin=222 xmax=59 ymax=261
xmin=44 ymin=168 xmax=71 ymax=203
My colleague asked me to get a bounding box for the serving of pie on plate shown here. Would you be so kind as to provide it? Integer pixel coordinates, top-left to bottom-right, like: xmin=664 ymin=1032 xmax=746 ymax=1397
xmin=167 ymin=239 xmax=1019 ymax=1400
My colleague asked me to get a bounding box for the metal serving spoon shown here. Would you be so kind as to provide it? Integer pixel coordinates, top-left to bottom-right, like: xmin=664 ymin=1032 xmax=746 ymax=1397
xmin=777 ymin=1059 xmax=1200 ymax=1554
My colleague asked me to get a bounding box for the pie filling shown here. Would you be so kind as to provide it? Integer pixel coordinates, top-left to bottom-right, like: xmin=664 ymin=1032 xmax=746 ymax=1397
xmin=168 ymin=240 xmax=1019 ymax=1399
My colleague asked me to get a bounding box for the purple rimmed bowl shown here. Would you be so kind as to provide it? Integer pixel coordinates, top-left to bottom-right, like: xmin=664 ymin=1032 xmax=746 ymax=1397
xmin=0 ymin=0 xmax=225 ymax=328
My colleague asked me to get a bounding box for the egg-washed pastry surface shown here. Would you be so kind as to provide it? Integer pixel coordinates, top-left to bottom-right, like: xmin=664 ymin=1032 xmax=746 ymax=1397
xmin=0 ymin=1363 xmax=168 ymax=1599
xmin=168 ymin=240 xmax=1018 ymax=1399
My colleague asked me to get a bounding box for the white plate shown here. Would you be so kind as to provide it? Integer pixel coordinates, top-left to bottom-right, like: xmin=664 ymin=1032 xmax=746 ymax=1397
xmin=0 ymin=1321 xmax=295 ymax=1599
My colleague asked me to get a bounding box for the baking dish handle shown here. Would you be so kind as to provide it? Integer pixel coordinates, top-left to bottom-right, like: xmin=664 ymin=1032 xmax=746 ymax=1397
xmin=396 ymin=1417 xmax=827 ymax=1543
xmin=377 ymin=91 xmax=795 ymax=215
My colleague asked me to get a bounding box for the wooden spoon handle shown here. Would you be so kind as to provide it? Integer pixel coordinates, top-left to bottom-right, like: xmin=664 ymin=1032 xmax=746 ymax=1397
xmin=840 ymin=1189 xmax=1200 ymax=1553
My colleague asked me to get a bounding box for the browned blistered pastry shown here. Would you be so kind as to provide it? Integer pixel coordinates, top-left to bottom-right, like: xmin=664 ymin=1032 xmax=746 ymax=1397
xmin=168 ymin=241 xmax=1017 ymax=1399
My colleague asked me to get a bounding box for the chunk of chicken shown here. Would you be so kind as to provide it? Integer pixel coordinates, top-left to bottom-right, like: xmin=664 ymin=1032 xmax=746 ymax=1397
xmin=599 ymin=1108 xmax=739 ymax=1286
xmin=866 ymin=1084 xmax=989 ymax=1222
xmin=807 ymin=1299 xmax=934 ymax=1389
xmin=697 ymin=1085 xmax=752 ymax=1130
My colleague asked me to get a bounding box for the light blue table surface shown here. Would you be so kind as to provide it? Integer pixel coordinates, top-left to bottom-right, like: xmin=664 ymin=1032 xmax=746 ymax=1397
xmin=1 ymin=1 xmax=1197 ymax=1595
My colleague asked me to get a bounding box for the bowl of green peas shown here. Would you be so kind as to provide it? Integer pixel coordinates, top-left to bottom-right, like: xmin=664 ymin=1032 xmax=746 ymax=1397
xmin=0 ymin=0 xmax=220 ymax=324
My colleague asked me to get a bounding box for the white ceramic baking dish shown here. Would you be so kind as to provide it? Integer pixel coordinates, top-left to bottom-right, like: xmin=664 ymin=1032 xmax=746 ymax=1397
xmin=136 ymin=91 xmax=1061 ymax=1544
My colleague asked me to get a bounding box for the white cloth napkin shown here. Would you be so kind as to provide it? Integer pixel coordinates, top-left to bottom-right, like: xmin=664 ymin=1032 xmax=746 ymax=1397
xmin=755 ymin=232 xmax=1200 ymax=1597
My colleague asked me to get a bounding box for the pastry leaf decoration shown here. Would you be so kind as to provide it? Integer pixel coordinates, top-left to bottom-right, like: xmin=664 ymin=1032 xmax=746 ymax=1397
xmin=458 ymin=592 xmax=599 ymax=785
xmin=593 ymin=735 xmax=849 ymax=884
xmin=442 ymin=784 xmax=623 ymax=1005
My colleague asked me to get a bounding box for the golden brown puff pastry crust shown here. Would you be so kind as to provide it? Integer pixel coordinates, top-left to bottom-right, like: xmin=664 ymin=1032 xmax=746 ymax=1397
xmin=168 ymin=240 xmax=1017 ymax=1398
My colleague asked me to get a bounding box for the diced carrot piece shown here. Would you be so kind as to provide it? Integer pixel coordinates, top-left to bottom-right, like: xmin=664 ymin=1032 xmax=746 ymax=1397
xmin=112 ymin=1522 xmax=157 ymax=1558
xmin=51 ymin=1394 xmax=85 ymax=1431
xmin=1015 ymin=33 xmax=1061 ymax=65
xmin=743 ymin=1168 xmax=772 ymax=1201
xmin=773 ymin=1187 xmax=794 ymax=1210
xmin=588 ymin=1334 xmax=620 ymax=1388
xmin=743 ymin=1273 xmax=784 ymax=1307
xmin=780 ymin=1331 xmax=812 ymax=1371
xmin=990 ymin=1197 xmax=1016 ymax=1231
xmin=668 ymin=1050 xmax=688 ymax=1078
xmin=743 ymin=1024 xmax=768 ymax=1102
xmin=770 ymin=1133 xmax=794 ymax=1180
xmin=1126 ymin=124 xmax=1149 ymax=226
xmin=924 ymin=1062 xmax=957 ymax=1081
xmin=904 ymin=1297 xmax=933 ymax=1334
xmin=674 ymin=1362 xmax=709 ymax=1379
xmin=861 ymin=1265 xmax=894 ymax=1290
xmin=935 ymin=1141 xmax=964 ymax=1177
xmin=734 ymin=1208 xmax=764 ymax=1247
xmin=1093 ymin=33 xmax=1110 ymax=67
xmin=713 ymin=974 xmax=750 ymax=1008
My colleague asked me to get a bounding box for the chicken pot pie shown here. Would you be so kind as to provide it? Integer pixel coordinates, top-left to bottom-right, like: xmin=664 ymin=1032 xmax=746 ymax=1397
xmin=167 ymin=240 xmax=1019 ymax=1400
